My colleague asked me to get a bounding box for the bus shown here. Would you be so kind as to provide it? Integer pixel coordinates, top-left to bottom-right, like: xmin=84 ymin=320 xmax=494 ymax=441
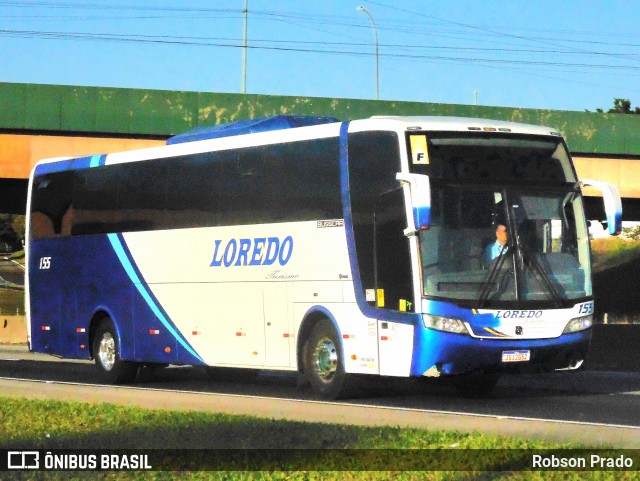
xmin=26 ymin=115 xmax=622 ymax=399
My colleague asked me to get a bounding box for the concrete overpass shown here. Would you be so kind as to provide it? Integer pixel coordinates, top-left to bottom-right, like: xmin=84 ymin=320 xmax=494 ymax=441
xmin=2 ymin=82 xmax=639 ymax=218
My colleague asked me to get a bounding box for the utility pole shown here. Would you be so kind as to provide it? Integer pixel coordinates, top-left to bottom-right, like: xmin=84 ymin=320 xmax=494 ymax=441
xmin=242 ymin=0 xmax=248 ymax=94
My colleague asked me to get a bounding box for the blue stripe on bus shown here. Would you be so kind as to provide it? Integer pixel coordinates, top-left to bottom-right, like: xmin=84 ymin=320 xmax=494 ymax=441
xmin=89 ymin=154 xmax=106 ymax=167
xmin=34 ymin=154 xmax=107 ymax=175
xmin=107 ymin=233 xmax=204 ymax=364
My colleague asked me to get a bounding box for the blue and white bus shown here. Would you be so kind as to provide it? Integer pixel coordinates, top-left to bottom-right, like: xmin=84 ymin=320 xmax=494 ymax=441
xmin=26 ymin=115 xmax=622 ymax=398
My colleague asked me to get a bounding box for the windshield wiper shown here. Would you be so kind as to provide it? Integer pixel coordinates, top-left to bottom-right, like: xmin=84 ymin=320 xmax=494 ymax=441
xmin=477 ymin=244 xmax=509 ymax=308
xmin=520 ymin=245 xmax=565 ymax=307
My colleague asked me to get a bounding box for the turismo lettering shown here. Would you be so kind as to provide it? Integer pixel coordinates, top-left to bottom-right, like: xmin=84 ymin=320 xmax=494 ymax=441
xmin=210 ymin=236 xmax=294 ymax=267
xmin=496 ymin=310 xmax=543 ymax=319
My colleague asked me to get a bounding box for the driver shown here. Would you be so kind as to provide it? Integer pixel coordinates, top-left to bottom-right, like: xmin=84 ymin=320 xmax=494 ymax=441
xmin=484 ymin=223 xmax=508 ymax=267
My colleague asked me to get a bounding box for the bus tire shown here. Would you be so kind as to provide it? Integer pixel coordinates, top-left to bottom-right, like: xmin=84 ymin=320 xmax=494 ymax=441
xmin=303 ymin=319 xmax=358 ymax=400
xmin=92 ymin=319 xmax=138 ymax=384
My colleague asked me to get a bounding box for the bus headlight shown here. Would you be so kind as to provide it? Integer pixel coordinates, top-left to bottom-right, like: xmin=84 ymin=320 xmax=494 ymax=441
xmin=423 ymin=314 xmax=469 ymax=335
xmin=563 ymin=315 xmax=593 ymax=334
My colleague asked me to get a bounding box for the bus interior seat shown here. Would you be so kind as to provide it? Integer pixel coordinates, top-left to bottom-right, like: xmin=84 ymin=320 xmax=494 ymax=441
xmin=30 ymin=211 xmax=55 ymax=238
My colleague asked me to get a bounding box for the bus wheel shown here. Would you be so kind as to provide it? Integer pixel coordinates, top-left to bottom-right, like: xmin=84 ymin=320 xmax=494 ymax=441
xmin=303 ymin=319 xmax=358 ymax=400
xmin=92 ymin=320 xmax=138 ymax=384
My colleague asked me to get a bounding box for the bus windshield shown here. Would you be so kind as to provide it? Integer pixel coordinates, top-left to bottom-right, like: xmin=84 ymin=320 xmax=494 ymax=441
xmin=420 ymin=185 xmax=591 ymax=307
xmin=408 ymin=132 xmax=577 ymax=185
xmin=409 ymin=131 xmax=589 ymax=308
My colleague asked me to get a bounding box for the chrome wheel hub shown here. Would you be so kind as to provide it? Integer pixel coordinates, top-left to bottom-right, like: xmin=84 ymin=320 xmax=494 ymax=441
xmin=98 ymin=332 xmax=116 ymax=371
xmin=313 ymin=337 xmax=338 ymax=382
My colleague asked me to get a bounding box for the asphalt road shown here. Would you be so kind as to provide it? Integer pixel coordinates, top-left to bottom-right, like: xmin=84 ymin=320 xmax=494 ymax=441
xmin=0 ymin=345 xmax=638 ymax=448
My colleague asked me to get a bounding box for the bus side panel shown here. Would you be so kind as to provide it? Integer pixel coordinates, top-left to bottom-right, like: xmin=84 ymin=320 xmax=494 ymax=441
xmin=120 ymin=222 xmax=351 ymax=369
xmin=29 ymin=239 xmax=65 ymax=356
xmin=294 ymin=303 xmax=381 ymax=376
xmin=264 ymin=283 xmax=292 ymax=367
xmin=149 ymin=283 xmax=267 ymax=367
xmin=378 ymin=320 xmax=415 ymax=377
xmin=132 ymin=290 xmax=177 ymax=364
xmin=30 ymin=237 xmax=107 ymax=358
xmin=106 ymin=233 xmax=204 ymax=366
xmin=29 ymin=235 xmax=135 ymax=360
xmin=29 ymin=235 xmax=202 ymax=365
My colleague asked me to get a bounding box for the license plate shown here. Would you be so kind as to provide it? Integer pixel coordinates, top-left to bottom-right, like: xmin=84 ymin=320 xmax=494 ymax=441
xmin=502 ymin=350 xmax=530 ymax=362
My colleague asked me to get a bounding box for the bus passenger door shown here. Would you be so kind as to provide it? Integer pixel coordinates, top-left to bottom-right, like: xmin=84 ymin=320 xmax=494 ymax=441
xmin=374 ymin=184 xmax=417 ymax=377
xmin=374 ymin=188 xmax=415 ymax=315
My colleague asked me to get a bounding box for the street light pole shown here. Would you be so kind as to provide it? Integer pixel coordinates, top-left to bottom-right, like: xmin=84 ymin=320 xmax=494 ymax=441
xmin=242 ymin=0 xmax=248 ymax=94
xmin=357 ymin=6 xmax=379 ymax=100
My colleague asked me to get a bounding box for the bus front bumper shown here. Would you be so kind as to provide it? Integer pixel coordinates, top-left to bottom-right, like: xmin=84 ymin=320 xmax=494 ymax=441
xmin=411 ymin=327 xmax=591 ymax=377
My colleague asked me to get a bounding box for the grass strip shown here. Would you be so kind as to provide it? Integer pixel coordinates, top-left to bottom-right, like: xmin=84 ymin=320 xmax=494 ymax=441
xmin=591 ymin=237 xmax=640 ymax=272
xmin=1 ymin=396 xmax=636 ymax=480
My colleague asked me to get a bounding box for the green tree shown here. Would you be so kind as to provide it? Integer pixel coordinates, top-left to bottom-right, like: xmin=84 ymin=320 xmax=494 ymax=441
xmin=0 ymin=214 xmax=24 ymax=251
xmin=591 ymin=98 xmax=640 ymax=114
xmin=622 ymin=224 xmax=640 ymax=241
xmin=608 ymin=98 xmax=640 ymax=114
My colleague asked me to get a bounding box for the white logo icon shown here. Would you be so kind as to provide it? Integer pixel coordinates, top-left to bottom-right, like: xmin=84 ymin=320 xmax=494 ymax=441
xmin=7 ymin=451 xmax=40 ymax=470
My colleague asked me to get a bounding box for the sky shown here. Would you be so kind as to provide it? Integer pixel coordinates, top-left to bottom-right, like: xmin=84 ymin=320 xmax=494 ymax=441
xmin=1 ymin=0 xmax=639 ymax=113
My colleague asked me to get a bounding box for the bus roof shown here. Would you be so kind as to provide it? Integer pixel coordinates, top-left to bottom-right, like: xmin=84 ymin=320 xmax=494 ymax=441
xmin=166 ymin=115 xmax=339 ymax=145
xmin=363 ymin=116 xmax=563 ymax=137
xmin=168 ymin=116 xmax=562 ymax=146
xmin=32 ymin=115 xmax=564 ymax=176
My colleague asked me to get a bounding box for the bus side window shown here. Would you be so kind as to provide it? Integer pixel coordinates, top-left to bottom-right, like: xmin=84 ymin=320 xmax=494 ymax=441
xmin=30 ymin=172 xmax=74 ymax=239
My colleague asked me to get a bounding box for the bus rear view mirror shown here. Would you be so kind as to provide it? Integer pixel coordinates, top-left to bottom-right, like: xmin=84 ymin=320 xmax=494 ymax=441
xmin=581 ymin=179 xmax=622 ymax=236
xmin=396 ymin=172 xmax=431 ymax=233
